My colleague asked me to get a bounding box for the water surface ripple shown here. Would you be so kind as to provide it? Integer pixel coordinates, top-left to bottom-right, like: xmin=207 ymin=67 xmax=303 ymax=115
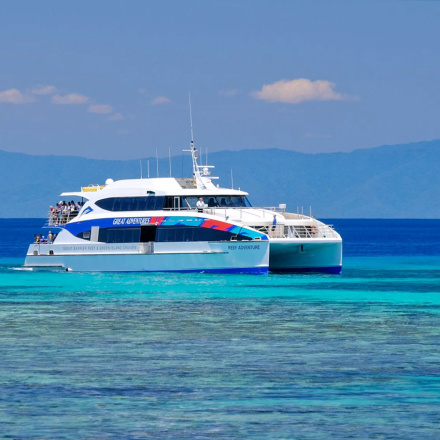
xmin=0 ymin=219 xmax=439 ymax=439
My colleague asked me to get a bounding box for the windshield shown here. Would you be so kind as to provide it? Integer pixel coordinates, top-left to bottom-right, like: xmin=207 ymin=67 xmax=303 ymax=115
xmin=184 ymin=195 xmax=252 ymax=208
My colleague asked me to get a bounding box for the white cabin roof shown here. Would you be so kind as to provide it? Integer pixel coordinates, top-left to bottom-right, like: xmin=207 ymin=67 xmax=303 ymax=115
xmin=62 ymin=177 xmax=248 ymax=199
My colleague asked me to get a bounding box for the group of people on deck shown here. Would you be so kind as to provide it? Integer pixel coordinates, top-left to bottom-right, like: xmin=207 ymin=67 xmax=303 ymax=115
xmin=34 ymin=231 xmax=56 ymax=244
xmin=49 ymin=200 xmax=84 ymax=224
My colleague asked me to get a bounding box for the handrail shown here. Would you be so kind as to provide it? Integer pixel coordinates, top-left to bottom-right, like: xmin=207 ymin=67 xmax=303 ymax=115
xmin=164 ymin=205 xmax=336 ymax=239
xmin=257 ymin=224 xmax=339 ymax=239
xmin=43 ymin=205 xmax=338 ymax=239
xmin=45 ymin=210 xmax=79 ymax=227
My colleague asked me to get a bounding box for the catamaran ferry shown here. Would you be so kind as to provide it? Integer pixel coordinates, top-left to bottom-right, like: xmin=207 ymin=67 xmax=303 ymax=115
xmin=24 ymin=139 xmax=342 ymax=274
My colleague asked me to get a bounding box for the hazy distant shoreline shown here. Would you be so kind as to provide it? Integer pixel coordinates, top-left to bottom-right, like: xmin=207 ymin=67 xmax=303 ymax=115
xmin=1 ymin=139 xmax=439 ymax=218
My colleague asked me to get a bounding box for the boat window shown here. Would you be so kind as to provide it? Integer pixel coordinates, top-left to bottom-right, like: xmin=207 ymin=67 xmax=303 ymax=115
xmin=184 ymin=197 xmax=199 ymax=209
xmin=113 ymin=198 xmax=122 ymax=211
xmin=217 ymin=197 xmax=232 ymax=207
xmin=182 ymin=196 xmax=252 ymax=208
xmin=76 ymin=230 xmax=91 ymax=240
xmin=230 ymin=196 xmax=252 ymax=207
xmin=98 ymin=227 xmax=141 ymax=243
xmin=95 ymin=195 xmax=253 ymax=211
xmin=120 ymin=197 xmax=132 ymax=211
xmin=205 ymin=197 xmax=216 ymax=207
xmin=95 ymin=196 xmax=165 ymax=211
xmin=78 ymin=225 xmax=252 ymax=243
xmin=164 ymin=196 xmax=188 ymax=210
xmin=163 ymin=197 xmax=173 ymax=210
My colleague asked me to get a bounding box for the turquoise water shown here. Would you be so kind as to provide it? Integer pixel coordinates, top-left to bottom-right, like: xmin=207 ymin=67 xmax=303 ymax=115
xmin=1 ymin=219 xmax=440 ymax=439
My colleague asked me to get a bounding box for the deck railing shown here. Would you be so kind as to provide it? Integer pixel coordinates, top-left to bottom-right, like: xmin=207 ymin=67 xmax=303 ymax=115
xmin=45 ymin=210 xmax=79 ymax=227
xmin=201 ymin=207 xmax=291 ymax=222
xmin=257 ymin=224 xmax=339 ymax=239
xmin=43 ymin=206 xmax=338 ymax=239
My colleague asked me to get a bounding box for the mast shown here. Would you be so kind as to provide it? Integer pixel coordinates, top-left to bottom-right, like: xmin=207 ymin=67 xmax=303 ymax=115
xmin=183 ymin=94 xmax=218 ymax=190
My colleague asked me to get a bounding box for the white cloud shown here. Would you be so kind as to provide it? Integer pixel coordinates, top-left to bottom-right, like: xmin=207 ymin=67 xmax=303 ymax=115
xmin=151 ymin=96 xmax=170 ymax=105
xmin=31 ymin=85 xmax=57 ymax=95
xmin=108 ymin=112 xmax=124 ymax=121
xmin=252 ymin=78 xmax=355 ymax=104
xmin=52 ymin=93 xmax=89 ymax=104
xmin=88 ymin=104 xmax=113 ymax=114
xmin=0 ymin=88 xmax=35 ymax=104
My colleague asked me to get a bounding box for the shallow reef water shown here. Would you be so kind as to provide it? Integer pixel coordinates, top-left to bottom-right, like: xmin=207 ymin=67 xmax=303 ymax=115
xmin=0 ymin=219 xmax=439 ymax=439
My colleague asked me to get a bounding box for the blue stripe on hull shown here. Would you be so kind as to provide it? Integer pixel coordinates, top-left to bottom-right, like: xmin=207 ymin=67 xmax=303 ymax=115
xmin=270 ymin=266 xmax=342 ymax=274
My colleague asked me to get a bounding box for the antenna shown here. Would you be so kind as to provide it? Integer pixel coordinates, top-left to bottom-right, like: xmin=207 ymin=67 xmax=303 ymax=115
xmin=182 ymin=94 xmax=217 ymax=189
xmin=139 ymin=159 xmax=143 ymax=179
xmin=147 ymin=160 xmax=150 ymax=178
xmin=186 ymin=92 xmax=199 ymax=179
xmin=189 ymin=93 xmax=194 ymax=146
xmin=231 ymin=169 xmax=234 ymax=189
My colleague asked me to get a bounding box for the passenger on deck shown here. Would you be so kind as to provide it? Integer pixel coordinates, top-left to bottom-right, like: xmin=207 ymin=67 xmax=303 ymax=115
xmin=34 ymin=234 xmax=39 ymax=243
xmin=196 ymin=197 xmax=205 ymax=213
xmin=49 ymin=205 xmax=57 ymax=223
xmin=55 ymin=204 xmax=62 ymax=223
xmin=48 ymin=231 xmax=53 ymax=243
xmin=60 ymin=204 xmax=68 ymax=224
xmin=271 ymin=215 xmax=277 ymax=237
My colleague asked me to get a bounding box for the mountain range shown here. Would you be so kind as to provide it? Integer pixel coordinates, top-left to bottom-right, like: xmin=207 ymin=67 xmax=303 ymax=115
xmin=1 ymin=139 xmax=439 ymax=218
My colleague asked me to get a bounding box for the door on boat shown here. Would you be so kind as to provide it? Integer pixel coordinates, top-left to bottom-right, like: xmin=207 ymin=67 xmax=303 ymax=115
xmin=140 ymin=225 xmax=157 ymax=242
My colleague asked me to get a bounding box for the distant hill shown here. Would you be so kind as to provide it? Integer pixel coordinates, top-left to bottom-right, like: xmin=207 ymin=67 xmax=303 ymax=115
xmin=1 ymin=139 xmax=439 ymax=218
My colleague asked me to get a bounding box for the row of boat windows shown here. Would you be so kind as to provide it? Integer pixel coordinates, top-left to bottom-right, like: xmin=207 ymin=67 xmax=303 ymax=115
xmin=77 ymin=226 xmax=252 ymax=243
xmin=96 ymin=196 xmax=165 ymax=212
xmin=94 ymin=195 xmax=252 ymax=212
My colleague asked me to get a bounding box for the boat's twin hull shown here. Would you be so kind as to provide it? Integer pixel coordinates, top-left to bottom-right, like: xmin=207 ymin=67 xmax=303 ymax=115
xmin=24 ymin=239 xmax=343 ymax=275
xmin=269 ymin=239 xmax=342 ymax=274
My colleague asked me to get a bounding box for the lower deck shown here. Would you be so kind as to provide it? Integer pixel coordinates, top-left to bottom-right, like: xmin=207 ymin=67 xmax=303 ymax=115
xmin=25 ymin=240 xmax=270 ymax=274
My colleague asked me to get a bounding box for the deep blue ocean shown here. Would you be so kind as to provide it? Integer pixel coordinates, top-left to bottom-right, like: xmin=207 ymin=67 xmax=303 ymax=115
xmin=1 ymin=219 xmax=439 ymax=439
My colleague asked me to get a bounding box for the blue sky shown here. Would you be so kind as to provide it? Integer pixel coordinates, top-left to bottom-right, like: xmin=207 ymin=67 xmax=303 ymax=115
xmin=1 ymin=0 xmax=439 ymax=159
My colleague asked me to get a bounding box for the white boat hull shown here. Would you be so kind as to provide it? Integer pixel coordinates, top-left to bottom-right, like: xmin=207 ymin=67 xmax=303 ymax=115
xmin=269 ymin=239 xmax=342 ymax=274
xmin=24 ymin=241 xmax=270 ymax=274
